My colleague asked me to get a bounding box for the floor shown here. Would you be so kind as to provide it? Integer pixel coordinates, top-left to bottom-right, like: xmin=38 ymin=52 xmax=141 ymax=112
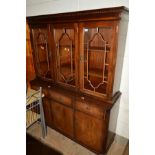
xmin=27 ymin=134 xmax=62 ymax=155
xmin=27 ymin=122 xmax=129 ymax=155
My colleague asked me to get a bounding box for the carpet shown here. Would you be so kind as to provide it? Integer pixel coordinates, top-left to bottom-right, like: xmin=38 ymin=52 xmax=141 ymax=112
xmin=26 ymin=134 xmax=63 ymax=155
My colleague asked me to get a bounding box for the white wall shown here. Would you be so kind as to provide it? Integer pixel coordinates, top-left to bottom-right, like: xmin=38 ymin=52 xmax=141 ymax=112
xmin=26 ymin=0 xmax=129 ymax=139
xmin=116 ymin=30 xmax=129 ymax=138
xmin=26 ymin=0 xmax=129 ymax=16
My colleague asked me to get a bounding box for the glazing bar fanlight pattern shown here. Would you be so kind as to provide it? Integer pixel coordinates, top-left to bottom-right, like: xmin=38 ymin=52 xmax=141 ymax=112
xmin=84 ymin=27 xmax=110 ymax=93
xmin=35 ymin=29 xmax=50 ymax=77
xmin=57 ymin=28 xmax=74 ymax=84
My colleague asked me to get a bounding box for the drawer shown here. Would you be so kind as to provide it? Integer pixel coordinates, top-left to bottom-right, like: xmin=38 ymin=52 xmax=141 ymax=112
xmin=75 ymin=98 xmax=104 ymax=118
xmin=30 ymin=84 xmax=72 ymax=107
xmin=48 ymin=90 xmax=72 ymax=107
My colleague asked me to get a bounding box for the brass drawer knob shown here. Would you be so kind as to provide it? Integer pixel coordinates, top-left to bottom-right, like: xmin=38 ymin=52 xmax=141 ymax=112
xmin=81 ymin=96 xmax=85 ymax=100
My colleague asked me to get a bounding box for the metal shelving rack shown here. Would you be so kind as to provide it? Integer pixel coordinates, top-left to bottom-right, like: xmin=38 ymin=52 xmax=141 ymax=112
xmin=26 ymin=87 xmax=47 ymax=138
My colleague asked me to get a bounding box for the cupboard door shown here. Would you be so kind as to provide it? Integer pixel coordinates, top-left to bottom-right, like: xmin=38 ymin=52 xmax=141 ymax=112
xmin=31 ymin=25 xmax=53 ymax=80
xmin=52 ymin=101 xmax=73 ymax=137
xmin=79 ymin=22 xmax=114 ymax=96
xmin=52 ymin=24 xmax=78 ymax=87
xmin=42 ymin=98 xmax=52 ymax=126
xmin=75 ymin=111 xmax=106 ymax=152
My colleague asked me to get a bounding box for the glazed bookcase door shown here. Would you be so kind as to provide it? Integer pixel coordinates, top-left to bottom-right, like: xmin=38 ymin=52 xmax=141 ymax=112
xmin=80 ymin=22 xmax=114 ymax=97
xmin=31 ymin=26 xmax=53 ymax=80
xmin=53 ymin=24 xmax=78 ymax=87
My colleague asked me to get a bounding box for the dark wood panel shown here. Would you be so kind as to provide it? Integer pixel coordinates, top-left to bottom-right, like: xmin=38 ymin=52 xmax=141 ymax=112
xmin=42 ymin=98 xmax=52 ymax=126
xmin=51 ymin=101 xmax=73 ymax=138
xmin=75 ymin=111 xmax=106 ymax=152
xmin=26 ymin=22 xmax=36 ymax=82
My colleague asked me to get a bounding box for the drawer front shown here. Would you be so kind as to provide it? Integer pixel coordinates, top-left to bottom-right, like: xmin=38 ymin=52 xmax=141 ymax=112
xmin=31 ymin=84 xmax=72 ymax=107
xmin=75 ymin=98 xmax=104 ymax=118
xmin=48 ymin=90 xmax=72 ymax=107
xmin=51 ymin=101 xmax=73 ymax=137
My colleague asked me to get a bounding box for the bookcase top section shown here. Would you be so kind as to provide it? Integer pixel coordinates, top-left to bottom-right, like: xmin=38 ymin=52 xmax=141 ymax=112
xmin=27 ymin=6 xmax=129 ymax=24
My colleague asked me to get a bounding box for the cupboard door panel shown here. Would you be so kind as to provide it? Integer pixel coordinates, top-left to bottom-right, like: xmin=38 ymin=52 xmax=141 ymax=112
xmin=31 ymin=26 xmax=53 ymax=80
xmin=75 ymin=111 xmax=106 ymax=152
xmin=52 ymin=101 xmax=73 ymax=137
xmin=42 ymin=98 xmax=52 ymax=126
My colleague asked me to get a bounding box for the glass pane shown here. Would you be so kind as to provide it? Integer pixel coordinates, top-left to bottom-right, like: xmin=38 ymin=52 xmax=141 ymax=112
xmin=54 ymin=29 xmax=75 ymax=86
xmin=32 ymin=28 xmax=52 ymax=79
xmin=84 ymin=27 xmax=112 ymax=94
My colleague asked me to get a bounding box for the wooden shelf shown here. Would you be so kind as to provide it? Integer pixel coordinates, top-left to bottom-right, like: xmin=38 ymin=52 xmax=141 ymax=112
xmin=59 ymin=64 xmax=75 ymax=78
xmin=84 ymin=68 xmax=108 ymax=79
xmin=58 ymin=45 xmax=75 ymax=48
xmin=38 ymin=61 xmax=48 ymax=64
xmin=60 ymin=63 xmax=75 ymax=69
xmin=84 ymin=46 xmax=110 ymax=52
xmin=37 ymin=43 xmax=48 ymax=46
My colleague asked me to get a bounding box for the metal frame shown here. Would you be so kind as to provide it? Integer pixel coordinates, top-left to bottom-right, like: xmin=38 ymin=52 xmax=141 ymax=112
xmin=26 ymin=87 xmax=47 ymax=138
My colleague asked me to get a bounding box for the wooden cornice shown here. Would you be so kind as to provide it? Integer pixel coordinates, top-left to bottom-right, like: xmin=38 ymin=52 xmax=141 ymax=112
xmin=27 ymin=6 xmax=129 ymax=25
